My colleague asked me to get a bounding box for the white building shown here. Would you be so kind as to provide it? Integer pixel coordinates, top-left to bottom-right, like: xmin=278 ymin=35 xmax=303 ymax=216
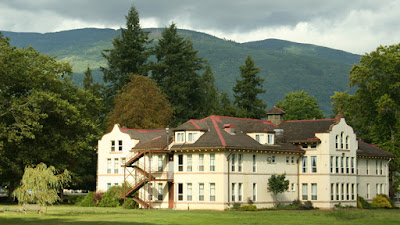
xmin=96 ymin=107 xmax=395 ymax=209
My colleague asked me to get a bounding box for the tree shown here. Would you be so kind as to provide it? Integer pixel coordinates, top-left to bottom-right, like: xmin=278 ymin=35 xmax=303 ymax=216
xmin=13 ymin=163 xmax=71 ymax=213
xmin=101 ymin=6 xmax=151 ymax=108
xmin=200 ymin=64 xmax=221 ymax=117
xmin=233 ymin=56 xmax=266 ymax=119
xmin=218 ymin=92 xmax=238 ymax=117
xmin=267 ymin=174 xmax=289 ymax=207
xmin=276 ymin=90 xmax=325 ymax=120
xmin=151 ymin=23 xmax=206 ymax=125
xmin=331 ymin=43 xmax=400 ymax=197
xmin=0 ymin=34 xmax=103 ymax=196
xmin=106 ymin=75 xmax=173 ymax=130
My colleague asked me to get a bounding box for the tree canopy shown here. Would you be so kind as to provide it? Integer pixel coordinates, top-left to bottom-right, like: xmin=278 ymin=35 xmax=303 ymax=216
xmin=13 ymin=163 xmax=71 ymax=211
xmin=331 ymin=43 xmax=400 ymax=196
xmin=276 ymin=90 xmax=325 ymax=121
xmin=233 ymin=55 xmax=266 ymax=119
xmin=0 ymin=34 xmax=102 ymax=194
xmin=106 ymin=75 xmax=173 ymax=130
xmin=267 ymin=174 xmax=289 ymax=207
xmin=150 ymin=23 xmax=206 ymax=125
xmin=101 ymin=6 xmax=151 ymax=108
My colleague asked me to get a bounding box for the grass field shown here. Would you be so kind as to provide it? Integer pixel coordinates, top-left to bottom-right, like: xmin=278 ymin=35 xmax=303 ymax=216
xmin=1 ymin=205 xmax=400 ymax=225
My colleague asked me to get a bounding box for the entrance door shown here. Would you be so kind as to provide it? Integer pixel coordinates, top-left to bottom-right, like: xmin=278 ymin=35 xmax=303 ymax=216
xmin=168 ymin=182 xmax=174 ymax=208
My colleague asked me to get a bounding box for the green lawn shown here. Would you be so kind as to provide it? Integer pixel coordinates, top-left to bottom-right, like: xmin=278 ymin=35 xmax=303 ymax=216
xmin=0 ymin=205 xmax=399 ymax=225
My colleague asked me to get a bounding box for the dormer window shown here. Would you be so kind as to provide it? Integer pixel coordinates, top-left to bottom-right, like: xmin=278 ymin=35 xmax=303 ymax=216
xmin=187 ymin=132 xmax=198 ymax=143
xmin=267 ymin=134 xmax=274 ymax=145
xmin=255 ymin=134 xmax=263 ymax=143
xmin=176 ymin=132 xmax=185 ymax=143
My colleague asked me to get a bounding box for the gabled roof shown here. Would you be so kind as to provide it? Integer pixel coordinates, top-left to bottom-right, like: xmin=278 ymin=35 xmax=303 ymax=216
xmin=266 ymin=106 xmax=286 ymax=115
xmin=357 ymin=140 xmax=395 ymax=158
xmin=120 ymin=127 xmax=166 ymax=145
xmin=280 ymin=119 xmax=335 ymax=143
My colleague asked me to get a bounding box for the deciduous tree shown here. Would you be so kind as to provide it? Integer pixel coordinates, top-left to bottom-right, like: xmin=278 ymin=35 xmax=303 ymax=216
xmin=106 ymin=75 xmax=173 ymax=129
xmin=267 ymin=174 xmax=289 ymax=207
xmin=276 ymin=90 xmax=325 ymax=120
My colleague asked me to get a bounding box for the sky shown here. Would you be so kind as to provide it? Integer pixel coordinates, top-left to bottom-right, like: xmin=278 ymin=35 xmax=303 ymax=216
xmin=0 ymin=0 xmax=399 ymax=54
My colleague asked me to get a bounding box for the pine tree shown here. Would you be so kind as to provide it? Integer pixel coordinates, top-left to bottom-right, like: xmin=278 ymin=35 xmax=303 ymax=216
xmin=151 ymin=23 xmax=206 ymax=125
xmin=101 ymin=6 xmax=151 ymax=109
xmin=233 ymin=56 xmax=266 ymax=119
xmin=200 ymin=64 xmax=221 ymax=117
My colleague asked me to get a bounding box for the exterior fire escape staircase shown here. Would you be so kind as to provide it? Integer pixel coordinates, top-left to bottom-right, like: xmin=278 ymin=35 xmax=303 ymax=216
xmin=123 ymin=149 xmax=172 ymax=209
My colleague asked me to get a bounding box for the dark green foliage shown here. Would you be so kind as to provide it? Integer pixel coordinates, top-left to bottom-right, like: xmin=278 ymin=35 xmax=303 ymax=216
xmin=79 ymin=192 xmax=96 ymax=207
xmin=267 ymin=174 xmax=289 ymax=206
xmin=98 ymin=186 xmax=123 ymax=207
xmin=357 ymin=196 xmax=371 ymax=209
xmin=218 ymin=92 xmax=238 ymax=117
xmin=124 ymin=197 xmax=138 ymax=209
xmin=239 ymin=204 xmax=257 ymax=211
xmin=101 ymin=6 xmax=152 ymax=108
xmin=200 ymin=64 xmax=221 ymax=117
xmin=63 ymin=195 xmax=85 ymax=205
xmin=233 ymin=56 xmax=266 ymax=119
xmin=276 ymin=90 xmax=325 ymax=120
xmin=151 ymin=24 xmax=206 ymax=125
xmin=300 ymin=201 xmax=314 ymax=210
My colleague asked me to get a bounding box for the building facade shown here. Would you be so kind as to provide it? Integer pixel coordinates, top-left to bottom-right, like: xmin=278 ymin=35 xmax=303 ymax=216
xmin=96 ymin=107 xmax=394 ymax=209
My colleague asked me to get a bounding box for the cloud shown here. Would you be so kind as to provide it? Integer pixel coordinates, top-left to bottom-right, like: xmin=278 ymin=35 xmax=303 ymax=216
xmin=0 ymin=0 xmax=399 ymax=54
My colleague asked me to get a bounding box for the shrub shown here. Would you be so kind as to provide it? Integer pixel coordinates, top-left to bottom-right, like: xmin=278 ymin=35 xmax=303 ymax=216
xmin=299 ymin=201 xmax=313 ymax=210
xmin=239 ymin=204 xmax=257 ymax=211
xmin=98 ymin=186 xmax=124 ymax=207
xmin=124 ymin=197 xmax=138 ymax=209
xmin=79 ymin=192 xmax=96 ymax=207
xmin=65 ymin=195 xmax=85 ymax=205
xmin=372 ymin=194 xmax=392 ymax=208
xmin=94 ymin=192 xmax=104 ymax=206
xmin=232 ymin=203 xmax=241 ymax=210
xmin=357 ymin=196 xmax=371 ymax=209
xmin=247 ymin=197 xmax=253 ymax=205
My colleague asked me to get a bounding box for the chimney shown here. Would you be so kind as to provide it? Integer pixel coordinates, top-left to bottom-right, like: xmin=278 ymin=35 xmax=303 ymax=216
xmin=266 ymin=106 xmax=286 ymax=125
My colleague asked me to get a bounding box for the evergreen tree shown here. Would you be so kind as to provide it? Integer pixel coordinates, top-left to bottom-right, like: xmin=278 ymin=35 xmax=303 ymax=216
xmin=151 ymin=23 xmax=206 ymax=125
xmin=200 ymin=64 xmax=221 ymax=117
xmin=218 ymin=92 xmax=238 ymax=117
xmin=233 ymin=56 xmax=266 ymax=119
xmin=101 ymin=6 xmax=151 ymax=109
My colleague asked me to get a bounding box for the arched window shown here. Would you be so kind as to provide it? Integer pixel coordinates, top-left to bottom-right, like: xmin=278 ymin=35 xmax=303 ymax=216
xmin=335 ymin=135 xmax=338 ymax=148
xmin=345 ymin=136 xmax=349 ymax=149
xmin=340 ymin=132 xmax=344 ymax=149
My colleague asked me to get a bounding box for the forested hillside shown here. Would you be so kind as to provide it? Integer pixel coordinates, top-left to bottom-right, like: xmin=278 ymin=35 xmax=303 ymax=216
xmin=2 ymin=28 xmax=360 ymax=115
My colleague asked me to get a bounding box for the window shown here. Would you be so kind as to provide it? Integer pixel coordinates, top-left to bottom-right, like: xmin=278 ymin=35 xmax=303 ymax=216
xmin=158 ymin=155 xmax=163 ymax=172
xmin=366 ymin=160 xmax=369 ymax=174
xmin=107 ymin=183 xmax=111 ymax=190
xmin=210 ymin=183 xmax=216 ymax=201
xmin=376 ymin=160 xmax=378 ymax=175
xmin=199 ymin=183 xmax=204 ymax=201
xmin=199 ymin=154 xmax=204 ymax=171
xmin=267 ymin=134 xmax=274 ymax=144
xmin=255 ymin=134 xmax=261 ymax=143
xmin=187 ymin=132 xmax=198 ymax=143
xmin=238 ymin=154 xmax=242 ymax=172
xmin=158 ymin=183 xmax=163 ymax=201
xmin=346 ymin=157 xmax=349 ymax=174
xmin=111 ymin=140 xmax=115 ymax=152
xmin=302 ymin=184 xmax=308 ymax=200
xmin=345 ymin=136 xmax=349 ymax=149
xmin=176 ymin=132 xmax=185 ymax=143
xmin=330 ymin=156 xmax=333 ymax=173
xmin=118 ymin=140 xmax=123 ymax=151
xmin=302 ymin=157 xmax=307 ymax=173
xmin=335 ymin=156 xmax=339 ymax=173
xmin=231 ymin=154 xmax=235 ymax=172
xmin=351 ymin=157 xmax=354 ymax=174
xmin=114 ymin=183 xmax=119 ymax=186
xmin=380 ymin=160 xmax=383 ymax=175
xmin=340 ymin=132 xmax=344 ymax=149
xmin=291 ymin=156 xmax=295 ymax=164
xmin=346 ymin=183 xmax=349 ymax=200
xmin=331 ymin=183 xmax=334 ymax=200
xmin=271 ymin=155 xmax=276 ymax=163
xmin=310 ymin=143 xmax=317 ymax=148
xmin=178 ymin=183 xmax=183 ymax=201
xmin=178 ymin=155 xmax=183 ymax=172
xmin=335 ymin=135 xmax=338 ymax=148
xmin=341 ymin=157 xmax=344 ymax=173
xmin=367 ymin=183 xmax=370 ymax=199
xmin=286 ymin=156 xmax=290 ymax=164
xmin=291 ymin=183 xmax=295 ymax=192
xmin=107 ymin=158 xmax=112 ymax=174
xmin=376 ymin=184 xmax=379 ymax=195
xmin=238 ymin=183 xmax=243 ymax=201
xmin=187 ymin=183 xmax=192 ymax=201
xmin=341 ymin=183 xmax=344 ymax=200
xmin=187 ymin=154 xmax=192 ymax=172
xmin=336 ymin=183 xmax=339 ymax=200
xmin=121 ymin=158 xmax=126 ymax=167
xmin=302 ymin=144 xmax=308 ymax=149
xmin=311 ymin=183 xmax=317 ymax=200
xmin=210 ymin=154 xmax=215 ymax=172
xmin=252 ymin=183 xmax=257 ymax=201
xmin=114 ymin=158 xmax=119 ymax=174
xmin=231 ymin=183 xmax=236 ymax=202
xmin=252 ymin=155 xmax=256 ymax=172
xmin=311 ymin=156 xmax=317 ymax=173
xmin=351 ymin=184 xmax=355 ymax=200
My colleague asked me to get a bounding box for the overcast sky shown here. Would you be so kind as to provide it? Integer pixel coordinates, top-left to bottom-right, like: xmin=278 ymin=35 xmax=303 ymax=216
xmin=0 ymin=0 xmax=399 ymax=54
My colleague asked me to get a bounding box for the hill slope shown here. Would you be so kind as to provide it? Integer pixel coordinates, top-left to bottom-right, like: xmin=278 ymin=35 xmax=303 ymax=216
xmin=1 ymin=28 xmax=360 ymax=115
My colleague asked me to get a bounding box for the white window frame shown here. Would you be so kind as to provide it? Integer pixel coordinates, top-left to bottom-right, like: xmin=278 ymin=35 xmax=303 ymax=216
xmin=158 ymin=183 xmax=163 ymax=201
xmin=311 ymin=183 xmax=317 ymax=200
xmin=187 ymin=132 xmax=198 ymax=143
xmin=210 ymin=153 xmax=215 ymax=172
xmin=210 ymin=183 xmax=216 ymax=201
xmin=176 ymin=132 xmax=185 ymax=143
xmin=198 ymin=154 xmax=204 ymax=171
xmin=238 ymin=183 xmax=243 ymax=201
xmin=187 ymin=154 xmax=192 ymax=172
xmin=252 ymin=183 xmax=257 ymax=202
xmin=267 ymin=134 xmax=274 ymax=144
xmin=231 ymin=154 xmax=236 ymax=172
xmin=238 ymin=154 xmax=242 ymax=172
xmin=187 ymin=183 xmax=192 ymax=201
xmin=107 ymin=158 xmax=112 ymax=174
xmin=311 ymin=156 xmax=317 ymax=173
xmin=111 ymin=140 xmax=115 ymax=152
xmin=158 ymin=155 xmax=163 ymax=172
xmin=118 ymin=140 xmax=123 ymax=151
xmin=231 ymin=183 xmax=236 ymax=202
xmin=178 ymin=183 xmax=183 ymax=201
xmin=252 ymin=155 xmax=256 ymax=172
xmin=302 ymin=183 xmax=308 ymax=200
xmin=178 ymin=154 xmax=183 ymax=172
xmin=114 ymin=158 xmax=119 ymax=174
xmin=302 ymin=156 xmax=307 ymax=173
xmin=199 ymin=183 xmax=204 ymax=201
